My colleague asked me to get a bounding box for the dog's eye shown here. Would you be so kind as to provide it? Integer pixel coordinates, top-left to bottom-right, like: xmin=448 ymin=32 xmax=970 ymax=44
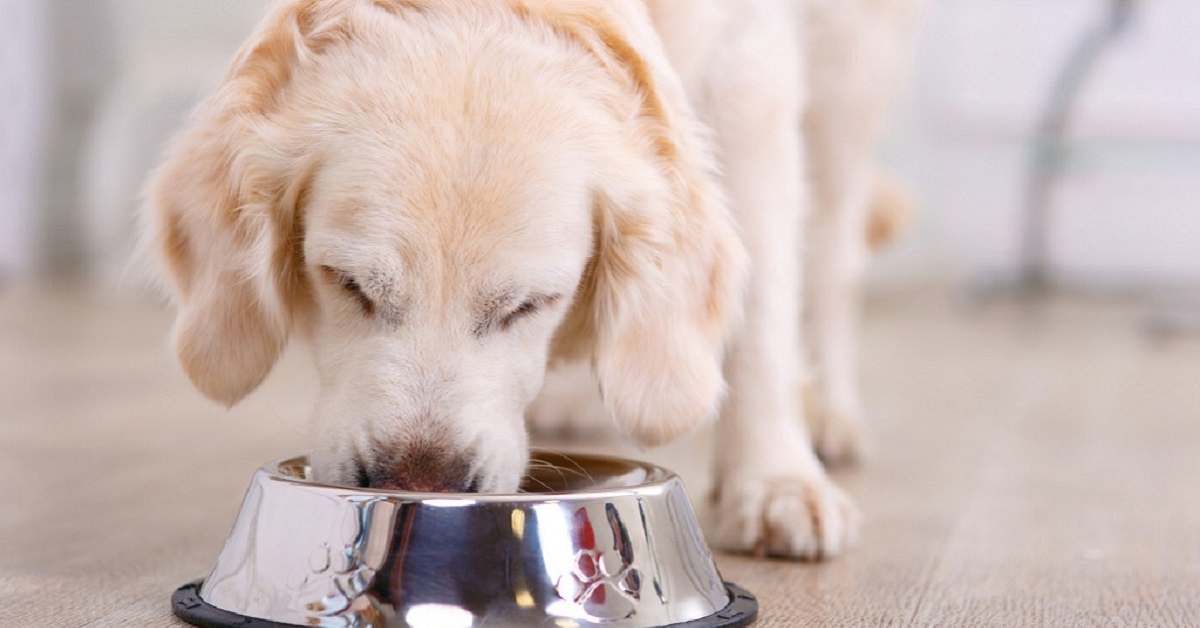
xmin=498 ymin=293 xmax=560 ymax=331
xmin=500 ymin=299 xmax=539 ymax=329
xmin=320 ymin=265 xmax=374 ymax=316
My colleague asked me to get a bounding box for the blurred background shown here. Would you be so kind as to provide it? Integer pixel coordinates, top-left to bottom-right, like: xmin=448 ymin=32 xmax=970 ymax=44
xmin=3 ymin=0 xmax=1199 ymax=297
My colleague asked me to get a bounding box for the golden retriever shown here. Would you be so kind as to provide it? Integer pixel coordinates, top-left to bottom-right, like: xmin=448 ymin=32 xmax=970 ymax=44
xmin=145 ymin=0 xmax=921 ymax=559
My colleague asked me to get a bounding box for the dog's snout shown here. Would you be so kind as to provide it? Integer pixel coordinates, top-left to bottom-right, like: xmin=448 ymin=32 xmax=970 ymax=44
xmin=364 ymin=442 xmax=477 ymax=493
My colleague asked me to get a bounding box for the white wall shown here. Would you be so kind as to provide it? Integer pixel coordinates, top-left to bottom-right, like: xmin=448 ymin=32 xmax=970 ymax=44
xmin=0 ymin=0 xmax=50 ymax=279
xmin=0 ymin=0 xmax=267 ymax=284
xmin=875 ymin=0 xmax=1200 ymax=288
xmin=79 ymin=0 xmax=269 ymax=284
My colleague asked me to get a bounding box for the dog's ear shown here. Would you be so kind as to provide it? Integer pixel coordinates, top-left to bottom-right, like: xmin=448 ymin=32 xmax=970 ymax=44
xmin=142 ymin=3 xmax=329 ymax=406
xmin=541 ymin=2 xmax=749 ymax=447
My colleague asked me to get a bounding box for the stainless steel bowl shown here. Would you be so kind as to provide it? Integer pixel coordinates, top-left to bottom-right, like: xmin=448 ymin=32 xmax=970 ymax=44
xmin=173 ymin=451 xmax=756 ymax=627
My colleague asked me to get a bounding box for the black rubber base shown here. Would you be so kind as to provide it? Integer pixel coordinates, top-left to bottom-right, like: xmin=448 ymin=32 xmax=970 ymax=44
xmin=172 ymin=580 xmax=283 ymax=628
xmin=672 ymin=582 xmax=758 ymax=628
xmin=173 ymin=579 xmax=757 ymax=627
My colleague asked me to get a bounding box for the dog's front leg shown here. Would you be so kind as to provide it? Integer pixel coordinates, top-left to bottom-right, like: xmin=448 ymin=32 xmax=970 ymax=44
xmin=803 ymin=147 xmax=874 ymax=466
xmin=700 ymin=5 xmax=858 ymax=560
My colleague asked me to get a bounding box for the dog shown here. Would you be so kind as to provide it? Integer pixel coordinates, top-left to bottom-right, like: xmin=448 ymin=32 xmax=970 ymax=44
xmin=144 ymin=0 xmax=921 ymax=559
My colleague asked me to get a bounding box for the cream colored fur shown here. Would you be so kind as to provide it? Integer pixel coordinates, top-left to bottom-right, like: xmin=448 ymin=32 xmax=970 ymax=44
xmin=145 ymin=0 xmax=920 ymax=559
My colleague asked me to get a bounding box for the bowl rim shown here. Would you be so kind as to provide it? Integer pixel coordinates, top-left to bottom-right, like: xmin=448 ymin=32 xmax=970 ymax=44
xmin=262 ymin=449 xmax=682 ymax=504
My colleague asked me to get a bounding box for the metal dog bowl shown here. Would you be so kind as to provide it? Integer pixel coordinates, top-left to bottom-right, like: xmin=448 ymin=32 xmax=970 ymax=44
xmin=173 ymin=451 xmax=757 ymax=627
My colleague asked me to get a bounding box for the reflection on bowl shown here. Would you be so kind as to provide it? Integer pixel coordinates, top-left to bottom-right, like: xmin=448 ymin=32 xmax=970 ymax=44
xmin=172 ymin=451 xmax=757 ymax=627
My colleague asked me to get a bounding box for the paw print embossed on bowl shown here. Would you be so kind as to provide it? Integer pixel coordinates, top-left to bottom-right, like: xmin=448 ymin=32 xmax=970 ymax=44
xmin=552 ymin=503 xmax=646 ymax=621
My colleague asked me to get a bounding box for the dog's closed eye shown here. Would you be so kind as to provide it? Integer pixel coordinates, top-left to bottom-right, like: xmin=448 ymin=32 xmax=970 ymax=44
xmin=474 ymin=293 xmax=562 ymax=336
xmin=498 ymin=294 xmax=558 ymax=331
xmin=319 ymin=265 xmax=375 ymax=317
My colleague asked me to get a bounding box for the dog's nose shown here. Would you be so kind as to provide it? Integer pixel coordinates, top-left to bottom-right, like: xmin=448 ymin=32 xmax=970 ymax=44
xmin=364 ymin=443 xmax=477 ymax=493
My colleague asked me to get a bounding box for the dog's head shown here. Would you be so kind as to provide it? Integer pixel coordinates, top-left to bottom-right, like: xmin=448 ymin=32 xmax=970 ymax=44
xmin=144 ymin=0 xmax=745 ymax=492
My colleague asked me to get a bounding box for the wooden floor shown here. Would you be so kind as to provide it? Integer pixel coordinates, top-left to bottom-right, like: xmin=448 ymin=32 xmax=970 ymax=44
xmin=3 ymin=284 xmax=1199 ymax=627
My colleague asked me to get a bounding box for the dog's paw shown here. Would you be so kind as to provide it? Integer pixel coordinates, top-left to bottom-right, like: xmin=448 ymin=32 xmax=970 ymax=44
xmin=805 ymin=386 xmax=870 ymax=467
xmin=526 ymin=362 xmax=611 ymax=439
xmin=709 ymin=471 xmax=860 ymax=560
